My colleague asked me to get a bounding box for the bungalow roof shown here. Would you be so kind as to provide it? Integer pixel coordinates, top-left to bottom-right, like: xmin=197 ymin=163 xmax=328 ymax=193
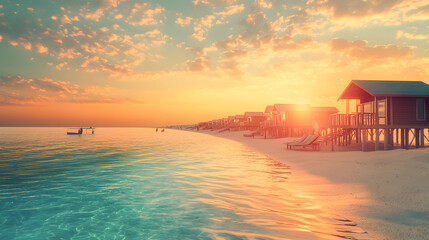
xmin=264 ymin=105 xmax=274 ymax=113
xmin=338 ymin=80 xmax=429 ymax=100
xmin=273 ymin=104 xmax=311 ymax=112
xmin=244 ymin=112 xmax=265 ymax=118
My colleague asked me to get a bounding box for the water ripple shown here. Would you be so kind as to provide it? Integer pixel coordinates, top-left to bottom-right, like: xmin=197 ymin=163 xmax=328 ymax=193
xmin=0 ymin=128 xmax=369 ymax=239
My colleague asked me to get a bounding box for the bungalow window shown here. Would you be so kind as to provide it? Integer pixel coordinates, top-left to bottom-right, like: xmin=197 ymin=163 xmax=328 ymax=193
xmin=377 ymin=100 xmax=386 ymax=125
xmin=363 ymin=103 xmax=373 ymax=113
xmin=417 ymin=98 xmax=425 ymax=121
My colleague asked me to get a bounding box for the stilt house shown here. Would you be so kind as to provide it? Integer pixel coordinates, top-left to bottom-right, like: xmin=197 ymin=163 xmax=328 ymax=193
xmin=331 ymin=80 xmax=429 ymax=150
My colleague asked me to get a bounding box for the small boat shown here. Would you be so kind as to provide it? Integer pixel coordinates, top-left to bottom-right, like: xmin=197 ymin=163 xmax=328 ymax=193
xmin=67 ymin=127 xmax=95 ymax=135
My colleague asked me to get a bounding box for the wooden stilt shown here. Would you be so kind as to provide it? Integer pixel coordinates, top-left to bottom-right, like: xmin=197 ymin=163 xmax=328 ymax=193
xmin=370 ymin=129 xmax=374 ymax=142
xmin=356 ymin=128 xmax=361 ymax=143
xmin=396 ymin=129 xmax=399 ymax=146
xmin=362 ymin=129 xmax=367 ymax=152
xmin=384 ymin=128 xmax=389 ymax=150
xmin=405 ymin=128 xmax=409 ymax=150
xmin=421 ymin=129 xmax=425 ymax=147
xmin=416 ymin=129 xmax=420 ymax=149
xmin=375 ymin=128 xmax=379 ymax=151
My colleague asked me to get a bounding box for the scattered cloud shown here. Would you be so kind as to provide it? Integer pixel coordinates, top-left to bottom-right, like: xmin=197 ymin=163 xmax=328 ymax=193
xmin=215 ymin=4 xmax=245 ymax=17
xmin=308 ymin=0 xmax=402 ymax=19
xmin=125 ymin=3 xmax=165 ymax=26
xmin=407 ymin=7 xmax=429 ymax=22
xmin=192 ymin=15 xmax=216 ymax=41
xmin=397 ymin=30 xmax=429 ymax=40
xmin=330 ymin=37 xmax=414 ymax=60
xmin=36 ymin=43 xmax=48 ymax=54
xmin=176 ymin=16 xmax=193 ymax=26
xmin=0 ymin=76 xmax=142 ymax=105
xmin=186 ymin=56 xmax=211 ymax=72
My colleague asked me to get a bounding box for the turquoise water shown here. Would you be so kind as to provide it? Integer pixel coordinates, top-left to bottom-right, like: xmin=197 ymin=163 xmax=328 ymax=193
xmin=0 ymin=128 xmax=367 ymax=239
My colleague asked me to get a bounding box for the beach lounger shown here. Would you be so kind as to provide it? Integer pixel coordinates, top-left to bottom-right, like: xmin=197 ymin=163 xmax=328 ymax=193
xmin=283 ymin=135 xmax=308 ymax=145
xmin=286 ymin=135 xmax=319 ymax=151
xmin=243 ymin=131 xmax=262 ymax=138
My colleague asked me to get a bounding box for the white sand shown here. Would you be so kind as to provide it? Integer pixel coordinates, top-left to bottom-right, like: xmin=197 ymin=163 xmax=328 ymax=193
xmin=195 ymin=129 xmax=429 ymax=240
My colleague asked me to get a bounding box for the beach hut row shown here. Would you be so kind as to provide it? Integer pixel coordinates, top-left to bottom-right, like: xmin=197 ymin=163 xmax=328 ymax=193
xmin=196 ymin=104 xmax=339 ymax=139
xmin=195 ymin=80 xmax=429 ymax=151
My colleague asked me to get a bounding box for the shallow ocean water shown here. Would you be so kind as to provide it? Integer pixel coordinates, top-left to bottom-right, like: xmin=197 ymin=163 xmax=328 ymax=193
xmin=0 ymin=128 xmax=368 ymax=239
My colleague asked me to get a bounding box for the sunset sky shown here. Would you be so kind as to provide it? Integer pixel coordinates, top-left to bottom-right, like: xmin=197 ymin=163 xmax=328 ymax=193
xmin=0 ymin=0 xmax=428 ymax=126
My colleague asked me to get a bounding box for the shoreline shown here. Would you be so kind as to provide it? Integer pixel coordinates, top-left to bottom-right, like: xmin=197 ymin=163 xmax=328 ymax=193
xmin=192 ymin=129 xmax=429 ymax=240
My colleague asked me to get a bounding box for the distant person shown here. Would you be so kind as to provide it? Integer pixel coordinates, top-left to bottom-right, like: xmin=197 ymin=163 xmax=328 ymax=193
xmin=79 ymin=128 xmax=83 ymax=134
xmin=156 ymin=128 xmax=158 ymax=132
xmin=161 ymin=128 xmax=164 ymax=132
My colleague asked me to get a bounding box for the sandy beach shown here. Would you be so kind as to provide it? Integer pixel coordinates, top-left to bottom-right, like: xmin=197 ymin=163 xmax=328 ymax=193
xmin=195 ymin=129 xmax=429 ymax=240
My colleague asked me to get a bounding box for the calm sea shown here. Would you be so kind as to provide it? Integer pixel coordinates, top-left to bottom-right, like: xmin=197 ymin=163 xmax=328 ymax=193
xmin=0 ymin=128 xmax=367 ymax=239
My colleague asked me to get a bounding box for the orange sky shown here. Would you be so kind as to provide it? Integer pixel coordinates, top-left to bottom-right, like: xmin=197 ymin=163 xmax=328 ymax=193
xmin=0 ymin=0 xmax=428 ymax=126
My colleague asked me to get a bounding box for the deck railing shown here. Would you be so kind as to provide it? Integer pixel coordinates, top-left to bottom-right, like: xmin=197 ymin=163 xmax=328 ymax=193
xmin=261 ymin=119 xmax=288 ymax=127
xmin=330 ymin=113 xmax=377 ymax=127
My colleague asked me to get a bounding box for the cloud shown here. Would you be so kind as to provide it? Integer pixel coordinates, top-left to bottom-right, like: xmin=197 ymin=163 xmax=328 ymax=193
xmin=215 ymin=4 xmax=245 ymax=17
xmin=0 ymin=76 xmax=142 ymax=105
xmin=330 ymin=37 xmax=414 ymax=60
xmin=407 ymin=7 xmax=429 ymax=21
xmin=192 ymin=15 xmax=216 ymax=41
xmin=396 ymin=30 xmax=429 ymax=40
xmin=223 ymin=49 xmax=248 ymax=59
xmin=240 ymin=2 xmax=274 ymax=47
xmin=253 ymin=0 xmax=272 ymax=9
xmin=80 ymin=0 xmax=125 ymax=22
xmin=273 ymin=35 xmax=313 ymax=51
xmin=186 ymin=56 xmax=211 ymax=72
xmin=36 ymin=43 xmax=49 ymax=54
xmin=61 ymin=15 xmax=72 ymax=24
xmin=99 ymin=27 xmax=109 ymax=32
xmin=126 ymin=3 xmax=165 ymax=26
xmin=9 ymin=38 xmax=32 ymax=50
xmin=176 ymin=16 xmax=193 ymax=26
xmin=308 ymin=0 xmax=402 ymax=19
xmin=220 ymin=60 xmax=244 ymax=77
xmin=193 ymin=0 xmax=238 ymax=6
xmin=55 ymin=62 xmax=68 ymax=70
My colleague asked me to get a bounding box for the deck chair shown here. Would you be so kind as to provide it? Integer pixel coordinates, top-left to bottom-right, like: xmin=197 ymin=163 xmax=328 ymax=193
xmin=287 ymin=135 xmax=319 ymax=150
xmin=284 ymin=135 xmax=308 ymax=145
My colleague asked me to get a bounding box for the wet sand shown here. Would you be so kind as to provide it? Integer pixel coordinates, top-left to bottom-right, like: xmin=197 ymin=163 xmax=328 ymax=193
xmin=196 ymin=129 xmax=429 ymax=240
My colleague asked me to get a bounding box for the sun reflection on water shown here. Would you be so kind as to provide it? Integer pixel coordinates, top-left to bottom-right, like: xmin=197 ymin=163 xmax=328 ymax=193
xmin=0 ymin=128 xmax=368 ymax=239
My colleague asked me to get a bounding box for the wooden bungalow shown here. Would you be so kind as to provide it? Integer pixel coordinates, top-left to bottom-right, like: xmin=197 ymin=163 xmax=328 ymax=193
xmin=227 ymin=116 xmax=235 ymax=125
xmin=262 ymin=104 xmax=339 ymax=138
xmin=264 ymin=105 xmax=274 ymax=120
xmin=240 ymin=112 xmax=266 ymax=131
xmin=229 ymin=114 xmax=244 ymax=131
xmin=331 ymin=80 xmax=429 ymax=150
